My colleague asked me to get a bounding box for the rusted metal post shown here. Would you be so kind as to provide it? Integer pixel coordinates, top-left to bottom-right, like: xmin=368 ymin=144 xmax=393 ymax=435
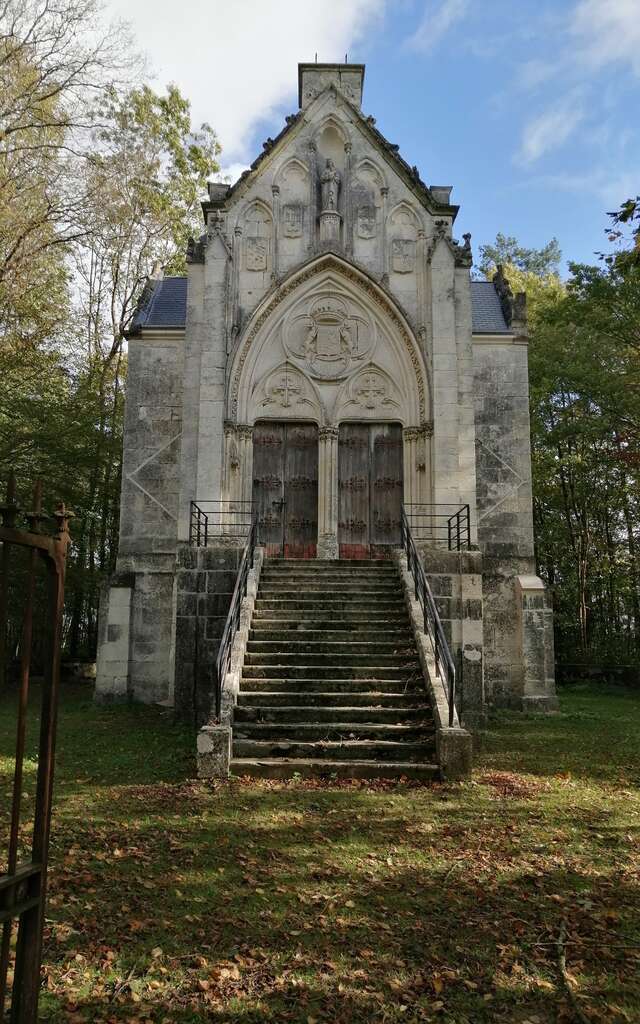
xmin=0 ymin=472 xmax=17 ymax=694
xmin=6 ymin=500 xmax=71 ymax=1024
xmin=0 ymin=482 xmax=43 ymax=1013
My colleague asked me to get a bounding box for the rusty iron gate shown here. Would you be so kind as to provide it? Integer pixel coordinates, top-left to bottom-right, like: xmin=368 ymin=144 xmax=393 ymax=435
xmin=0 ymin=474 xmax=72 ymax=1023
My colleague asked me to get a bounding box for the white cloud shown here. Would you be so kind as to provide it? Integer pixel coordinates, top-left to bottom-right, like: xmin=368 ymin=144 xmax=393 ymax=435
xmin=214 ymin=162 xmax=250 ymax=185
xmin=516 ymin=58 xmax=557 ymax=91
xmin=516 ymin=94 xmax=585 ymax=165
xmin=406 ymin=0 xmax=470 ymax=52
xmin=571 ymin=0 xmax=640 ymax=75
xmin=109 ymin=0 xmax=386 ymax=160
xmin=531 ymin=169 xmax=638 ymax=209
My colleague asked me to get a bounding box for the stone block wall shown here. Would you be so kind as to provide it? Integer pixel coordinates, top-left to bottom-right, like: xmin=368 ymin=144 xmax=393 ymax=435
xmin=173 ymin=542 xmax=244 ymax=725
xmin=417 ymin=545 xmax=485 ymax=726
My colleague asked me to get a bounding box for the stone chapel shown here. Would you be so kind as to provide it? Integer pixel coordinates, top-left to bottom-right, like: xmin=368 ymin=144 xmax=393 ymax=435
xmin=95 ymin=63 xmax=557 ymax=775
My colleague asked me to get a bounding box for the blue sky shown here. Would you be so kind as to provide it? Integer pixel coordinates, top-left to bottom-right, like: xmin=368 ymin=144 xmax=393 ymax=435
xmin=113 ymin=0 xmax=640 ymax=273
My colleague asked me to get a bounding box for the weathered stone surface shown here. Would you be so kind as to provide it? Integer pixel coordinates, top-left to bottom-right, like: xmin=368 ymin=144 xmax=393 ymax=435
xmin=96 ymin=59 xmax=556 ymax=727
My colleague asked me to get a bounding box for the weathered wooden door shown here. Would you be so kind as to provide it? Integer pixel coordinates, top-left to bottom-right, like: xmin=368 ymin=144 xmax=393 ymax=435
xmin=252 ymin=421 xmax=318 ymax=558
xmin=338 ymin=422 xmax=403 ymax=558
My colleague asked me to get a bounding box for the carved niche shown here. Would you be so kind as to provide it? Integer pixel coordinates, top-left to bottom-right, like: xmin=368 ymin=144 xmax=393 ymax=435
xmin=243 ymin=203 xmax=272 ymax=272
xmin=283 ymin=294 xmax=374 ymax=382
xmin=389 ymin=205 xmax=420 ymax=275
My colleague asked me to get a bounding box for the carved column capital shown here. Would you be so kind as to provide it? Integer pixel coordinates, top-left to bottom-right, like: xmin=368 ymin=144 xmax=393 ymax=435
xmin=420 ymin=421 xmax=434 ymax=439
xmin=271 ymin=183 xmax=280 ymax=196
xmin=319 ymin=425 xmax=339 ymax=441
xmin=223 ymin=420 xmax=236 ymax=437
xmin=403 ymin=426 xmax=420 ymax=442
xmin=236 ymin=424 xmax=254 ymax=440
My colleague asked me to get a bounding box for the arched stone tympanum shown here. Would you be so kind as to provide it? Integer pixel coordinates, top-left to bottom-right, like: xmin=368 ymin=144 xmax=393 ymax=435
xmin=225 ymin=253 xmax=432 ymax=555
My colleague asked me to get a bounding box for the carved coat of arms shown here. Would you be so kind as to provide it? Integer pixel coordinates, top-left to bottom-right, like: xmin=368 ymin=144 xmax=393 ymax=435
xmin=357 ymin=204 xmax=377 ymax=238
xmin=391 ymin=238 xmax=415 ymax=273
xmin=284 ymin=295 xmax=373 ymax=381
xmin=282 ymin=204 xmax=303 ymax=237
xmin=246 ymin=237 xmax=268 ymax=271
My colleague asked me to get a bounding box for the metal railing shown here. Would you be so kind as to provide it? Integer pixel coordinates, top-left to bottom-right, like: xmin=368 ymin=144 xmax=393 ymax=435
xmin=190 ymin=500 xmax=254 ymax=545
xmin=1 ymin=474 xmax=72 ymax=1024
xmin=400 ymin=505 xmax=456 ymax=727
xmin=403 ymin=503 xmax=471 ymax=550
xmin=214 ymin=510 xmax=258 ymax=720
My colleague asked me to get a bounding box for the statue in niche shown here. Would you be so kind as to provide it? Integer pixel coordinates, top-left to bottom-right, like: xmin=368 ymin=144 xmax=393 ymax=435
xmin=321 ymin=158 xmax=341 ymax=211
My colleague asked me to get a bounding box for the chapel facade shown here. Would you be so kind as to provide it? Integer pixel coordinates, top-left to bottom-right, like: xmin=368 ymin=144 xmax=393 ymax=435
xmin=95 ymin=63 xmax=557 ymax=725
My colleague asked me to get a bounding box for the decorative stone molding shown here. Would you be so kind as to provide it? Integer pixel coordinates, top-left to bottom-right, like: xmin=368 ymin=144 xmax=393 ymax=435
xmin=230 ymin=253 xmax=428 ymax=421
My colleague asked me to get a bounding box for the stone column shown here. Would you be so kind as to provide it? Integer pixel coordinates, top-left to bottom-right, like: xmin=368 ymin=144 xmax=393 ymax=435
xmin=317 ymin=426 xmax=339 ymax=559
xmin=271 ymin=184 xmax=280 ymax=282
xmin=307 ymin=140 xmax=317 ymax=255
xmin=223 ymin=421 xmax=238 ymax=502
xmin=417 ymin=229 xmax=427 ymax=350
xmin=403 ymin=426 xmax=420 ymax=511
xmin=380 ymin=186 xmax=389 ymax=284
xmin=236 ymin=424 xmax=254 ymax=507
xmin=344 ymin=141 xmax=352 ymax=256
xmin=420 ymin=421 xmax=434 ymax=507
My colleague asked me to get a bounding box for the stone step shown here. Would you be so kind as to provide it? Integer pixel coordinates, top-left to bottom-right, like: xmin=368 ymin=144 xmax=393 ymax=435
xmin=259 ymin=572 xmax=397 ymax=583
xmin=262 ymin=561 xmax=391 ymax=569
xmin=253 ymin=604 xmax=407 ymax=618
xmin=246 ymin=640 xmax=416 ymax=657
xmin=236 ymin=691 xmax=427 ymax=708
xmin=258 ymin=583 xmax=400 ymax=595
xmin=244 ymin=651 xmax=420 ymax=667
xmin=232 ymin=738 xmax=436 ymax=762
xmin=240 ymin=676 xmax=423 ymax=692
xmin=228 ymin=757 xmax=438 ymax=778
xmin=249 ymin=628 xmax=412 ymax=643
xmin=234 ymin=704 xmax=432 ymax=723
xmin=229 ymin=758 xmax=440 ymax=781
xmin=233 ymin=721 xmax=432 ymax=742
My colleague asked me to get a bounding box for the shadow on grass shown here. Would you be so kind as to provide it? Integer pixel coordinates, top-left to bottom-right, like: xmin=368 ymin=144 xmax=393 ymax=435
xmin=1 ymin=682 xmax=639 ymax=1022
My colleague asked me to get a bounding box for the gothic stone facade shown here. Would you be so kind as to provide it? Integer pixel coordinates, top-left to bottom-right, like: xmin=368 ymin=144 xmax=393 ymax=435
xmin=95 ymin=63 xmax=556 ymax=721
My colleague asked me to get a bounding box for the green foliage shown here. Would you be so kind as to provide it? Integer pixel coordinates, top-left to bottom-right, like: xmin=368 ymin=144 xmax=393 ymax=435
xmin=0 ymin=0 xmax=220 ymax=659
xmin=526 ymin=258 xmax=640 ymax=660
xmin=478 ymin=232 xmax=561 ymax=278
xmin=604 ymin=195 xmax=640 ymax=270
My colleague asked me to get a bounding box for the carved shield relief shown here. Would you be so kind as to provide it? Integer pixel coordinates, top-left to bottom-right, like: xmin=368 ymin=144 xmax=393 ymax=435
xmin=246 ymin=237 xmax=269 ymax=271
xmin=356 ymin=204 xmax=377 ymax=238
xmin=282 ymin=203 xmax=303 ymax=237
xmin=391 ymin=239 xmax=415 ymax=273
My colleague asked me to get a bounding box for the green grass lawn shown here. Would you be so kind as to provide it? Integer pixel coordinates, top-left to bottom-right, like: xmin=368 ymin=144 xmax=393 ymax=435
xmin=1 ymin=682 xmax=639 ymax=1023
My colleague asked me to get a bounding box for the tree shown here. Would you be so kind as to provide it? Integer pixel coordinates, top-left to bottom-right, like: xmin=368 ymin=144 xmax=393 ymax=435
xmin=62 ymin=84 xmax=220 ymax=656
xmin=477 ymin=232 xmax=561 ymax=278
xmin=604 ymin=195 xmax=640 ymax=270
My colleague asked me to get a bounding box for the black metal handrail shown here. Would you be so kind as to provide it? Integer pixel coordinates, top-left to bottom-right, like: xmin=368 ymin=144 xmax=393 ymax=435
xmin=400 ymin=505 xmax=456 ymax=727
xmin=403 ymin=503 xmax=471 ymax=550
xmin=214 ymin=510 xmax=258 ymax=720
xmin=190 ymin=500 xmax=254 ymax=545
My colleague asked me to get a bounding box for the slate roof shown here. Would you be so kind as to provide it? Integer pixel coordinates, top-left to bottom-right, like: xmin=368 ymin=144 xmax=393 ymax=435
xmin=470 ymin=280 xmax=511 ymax=334
xmin=129 ymin=276 xmax=510 ymax=335
xmin=129 ymin=276 xmax=187 ymax=333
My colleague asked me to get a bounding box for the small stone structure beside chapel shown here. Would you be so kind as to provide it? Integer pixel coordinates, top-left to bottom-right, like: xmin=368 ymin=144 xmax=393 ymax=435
xmin=96 ymin=62 xmax=556 ymax=748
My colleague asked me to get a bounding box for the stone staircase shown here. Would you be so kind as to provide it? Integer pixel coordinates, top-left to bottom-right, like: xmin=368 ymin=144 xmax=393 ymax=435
xmin=231 ymin=559 xmax=439 ymax=780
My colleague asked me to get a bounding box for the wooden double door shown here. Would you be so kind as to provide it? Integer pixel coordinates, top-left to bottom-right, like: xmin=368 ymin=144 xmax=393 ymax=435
xmin=252 ymin=421 xmax=318 ymax=558
xmin=338 ymin=422 xmax=403 ymax=559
